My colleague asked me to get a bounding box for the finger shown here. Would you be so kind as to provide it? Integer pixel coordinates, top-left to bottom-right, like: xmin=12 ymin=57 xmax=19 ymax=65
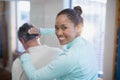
xmin=36 ymin=36 xmax=40 ymax=39
xmin=28 ymin=28 xmax=31 ymax=34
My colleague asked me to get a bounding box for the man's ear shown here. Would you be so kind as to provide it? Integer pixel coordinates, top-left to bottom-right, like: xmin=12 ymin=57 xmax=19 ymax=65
xmin=20 ymin=37 xmax=25 ymax=44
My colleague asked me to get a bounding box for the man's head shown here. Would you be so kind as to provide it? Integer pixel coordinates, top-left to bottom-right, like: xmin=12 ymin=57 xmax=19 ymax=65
xmin=18 ymin=23 xmax=40 ymax=50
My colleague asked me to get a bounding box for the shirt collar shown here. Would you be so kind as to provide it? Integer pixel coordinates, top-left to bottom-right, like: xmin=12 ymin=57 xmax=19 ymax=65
xmin=63 ymin=36 xmax=81 ymax=50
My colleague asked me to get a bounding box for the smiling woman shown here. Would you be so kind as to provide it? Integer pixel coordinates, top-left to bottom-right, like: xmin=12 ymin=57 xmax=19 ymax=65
xmin=20 ymin=6 xmax=98 ymax=80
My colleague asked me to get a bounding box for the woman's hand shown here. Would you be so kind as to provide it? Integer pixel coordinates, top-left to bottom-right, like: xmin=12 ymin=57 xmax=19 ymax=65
xmin=28 ymin=27 xmax=41 ymax=39
xmin=28 ymin=27 xmax=41 ymax=36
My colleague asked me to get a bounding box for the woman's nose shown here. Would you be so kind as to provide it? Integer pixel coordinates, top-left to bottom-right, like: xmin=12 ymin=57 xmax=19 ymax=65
xmin=56 ymin=29 xmax=63 ymax=35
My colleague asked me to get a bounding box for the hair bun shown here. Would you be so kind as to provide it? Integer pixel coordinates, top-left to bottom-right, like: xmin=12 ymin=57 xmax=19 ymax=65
xmin=74 ymin=6 xmax=82 ymax=16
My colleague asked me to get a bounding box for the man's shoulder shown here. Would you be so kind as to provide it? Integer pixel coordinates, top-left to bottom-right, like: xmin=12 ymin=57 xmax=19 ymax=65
xmin=12 ymin=57 xmax=29 ymax=80
xmin=12 ymin=57 xmax=21 ymax=65
xmin=30 ymin=45 xmax=62 ymax=53
xmin=12 ymin=57 xmax=22 ymax=72
xmin=43 ymin=45 xmax=62 ymax=51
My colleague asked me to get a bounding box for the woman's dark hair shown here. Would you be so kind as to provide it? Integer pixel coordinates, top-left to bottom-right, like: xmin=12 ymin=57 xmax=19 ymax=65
xmin=18 ymin=23 xmax=38 ymax=42
xmin=57 ymin=6 xmax=83 ymax=26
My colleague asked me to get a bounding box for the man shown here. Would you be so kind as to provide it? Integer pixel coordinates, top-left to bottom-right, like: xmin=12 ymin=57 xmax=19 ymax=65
xmin=12 ymin=23 xmax=62 ymax=80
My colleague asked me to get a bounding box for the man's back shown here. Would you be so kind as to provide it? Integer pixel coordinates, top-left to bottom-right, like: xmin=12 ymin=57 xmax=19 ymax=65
xmin=12 ymin=45 xmax=62 ymax=80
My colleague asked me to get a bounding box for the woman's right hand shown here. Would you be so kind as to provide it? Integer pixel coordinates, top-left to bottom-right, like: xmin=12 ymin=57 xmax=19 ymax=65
xmin=28 ymin=27 xmax=41 ymax=36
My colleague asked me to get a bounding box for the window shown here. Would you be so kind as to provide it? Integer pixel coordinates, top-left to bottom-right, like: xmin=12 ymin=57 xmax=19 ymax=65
xmin=71 ymin=0 xmax=107 ymax=76
xmin=16 ymin=1 xmax=30 ymax=53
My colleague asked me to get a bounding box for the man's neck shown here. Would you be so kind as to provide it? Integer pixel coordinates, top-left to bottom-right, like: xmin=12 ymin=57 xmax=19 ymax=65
xmin=25 ymin=44 xmax=40 ymax=53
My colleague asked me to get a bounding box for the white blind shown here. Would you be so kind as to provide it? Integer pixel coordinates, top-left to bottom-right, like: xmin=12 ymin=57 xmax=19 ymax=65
xmin=72 ymin=0 xmax=107 ymax=74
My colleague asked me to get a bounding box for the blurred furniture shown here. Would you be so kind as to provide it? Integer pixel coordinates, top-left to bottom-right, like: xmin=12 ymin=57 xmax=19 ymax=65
xmin=0 ymin=67 xmax=11 ymax=80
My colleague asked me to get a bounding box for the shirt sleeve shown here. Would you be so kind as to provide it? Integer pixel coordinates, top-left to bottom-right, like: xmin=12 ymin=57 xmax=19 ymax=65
xmin=20 ymin=53 xmax=70 ymax=80
xmin=12 ymin=58 xmax=24 ymax=80
xmin=12 ymin=59 xmax=18 ymax=80
xmin=40 ymin=28 xmax=55 ymax=36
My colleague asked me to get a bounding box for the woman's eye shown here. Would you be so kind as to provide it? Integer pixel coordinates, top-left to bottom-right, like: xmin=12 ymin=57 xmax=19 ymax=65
xmin=62 ymin=27 xmax=67 ymax=30
xmin=55 ymin=27 xmax=59 ymax=30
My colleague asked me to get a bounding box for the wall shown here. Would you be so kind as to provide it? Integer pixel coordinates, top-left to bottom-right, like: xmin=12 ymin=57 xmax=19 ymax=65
xmin=41 ymin=0 xmax=63 ymax=47
xmin=30 ymin=0 xmax=44 ymax=27
xmin=103 ymin=0 xmax=116 ymax=80
xmin=30 ymin=0 xmax=64 ymax=48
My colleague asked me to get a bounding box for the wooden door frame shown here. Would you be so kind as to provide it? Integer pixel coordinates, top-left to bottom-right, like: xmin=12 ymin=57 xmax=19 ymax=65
xmin=0 ymin=1 xmax=8 ymax=67
xmin=113 ymin=0 xmax=120 ymax=80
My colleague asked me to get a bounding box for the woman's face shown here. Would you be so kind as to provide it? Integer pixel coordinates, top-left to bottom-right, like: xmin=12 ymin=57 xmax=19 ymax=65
xmin=55 ymin=14 xmax=80 ymax=45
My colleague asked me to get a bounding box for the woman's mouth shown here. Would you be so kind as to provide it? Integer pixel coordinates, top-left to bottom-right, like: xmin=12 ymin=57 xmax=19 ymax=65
xmin=58 ymin=37 xmax=65 ymax=41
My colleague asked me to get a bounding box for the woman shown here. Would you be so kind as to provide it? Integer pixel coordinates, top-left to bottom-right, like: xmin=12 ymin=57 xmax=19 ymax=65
xmin=20 ymin=6 xmax=98 ymax=80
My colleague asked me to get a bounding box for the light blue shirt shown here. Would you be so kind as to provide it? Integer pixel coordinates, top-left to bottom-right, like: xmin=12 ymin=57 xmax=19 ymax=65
xmin=20 ymin=36 xmax=98 ymax=80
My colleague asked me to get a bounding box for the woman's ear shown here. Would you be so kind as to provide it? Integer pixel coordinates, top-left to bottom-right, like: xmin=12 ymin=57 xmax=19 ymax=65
xmin=76 ymin=23 xmax=83 ymax=34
